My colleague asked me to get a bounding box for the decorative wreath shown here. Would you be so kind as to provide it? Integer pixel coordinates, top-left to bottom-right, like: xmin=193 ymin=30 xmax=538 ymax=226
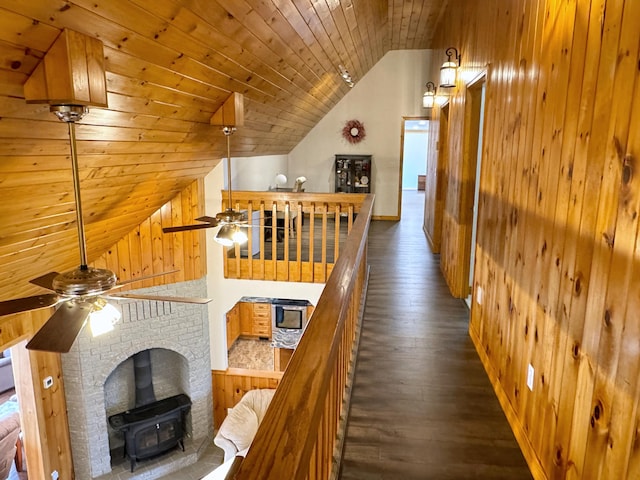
xmin=342 ymin=119 xmax=366 ymax=144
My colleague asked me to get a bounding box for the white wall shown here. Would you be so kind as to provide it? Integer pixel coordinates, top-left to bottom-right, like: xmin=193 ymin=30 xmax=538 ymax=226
xmin=205 ymin=162 xmax=325 ymax=370
xmin=288 ymin=49 xmax=432 ymax=217
xmin=228 ymin=154 xmax=289 ymax=191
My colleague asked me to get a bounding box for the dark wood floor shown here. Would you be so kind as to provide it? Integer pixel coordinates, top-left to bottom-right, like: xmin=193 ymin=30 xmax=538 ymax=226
xmin=339 ymin=191 xmax=533 ymax=480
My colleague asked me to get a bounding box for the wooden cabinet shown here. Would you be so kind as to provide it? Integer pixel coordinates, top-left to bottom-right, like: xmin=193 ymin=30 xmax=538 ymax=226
xmin=335 ymin=154 xmax=372 ymax=193
xmin=239 ymin=302 xmax=253 ymax=336
xmin=418 ymin=174 xmax=426 ymax=191
xmin=238 ymin=302 xmax=272 ymax=339
xmin=226 ymin=304 xmax=241 ymax=350
xmin=251 ymin=303 xmax=271 ymax=338
xmin=274 ymin=348 xmax=294 ymax=372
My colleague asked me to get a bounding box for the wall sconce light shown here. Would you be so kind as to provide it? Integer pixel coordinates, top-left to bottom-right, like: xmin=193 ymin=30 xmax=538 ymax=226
xmin=422 ymin=82 xmax=436 ymax=108
xmin=338 ymin=64 xmax=355 ymax=88
xmin=439 ymin=47 xmax=461 ymax=88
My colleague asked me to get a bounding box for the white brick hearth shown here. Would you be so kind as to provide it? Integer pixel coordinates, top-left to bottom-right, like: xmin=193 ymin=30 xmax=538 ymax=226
xmin=61 ymin=278 xmax=213 ymax=479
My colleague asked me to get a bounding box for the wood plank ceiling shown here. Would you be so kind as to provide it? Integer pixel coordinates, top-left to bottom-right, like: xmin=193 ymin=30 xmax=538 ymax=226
xmin=0 ymin=0 xmax=444 ymax=302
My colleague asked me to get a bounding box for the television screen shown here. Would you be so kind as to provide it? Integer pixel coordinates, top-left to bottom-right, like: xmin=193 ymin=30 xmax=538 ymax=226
xmin=278 ymin=309 xmax=303 ymax=329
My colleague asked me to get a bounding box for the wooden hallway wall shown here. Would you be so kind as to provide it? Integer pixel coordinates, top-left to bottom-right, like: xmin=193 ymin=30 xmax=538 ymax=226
xmin=425 ymin=1 xmax=640 ymax=479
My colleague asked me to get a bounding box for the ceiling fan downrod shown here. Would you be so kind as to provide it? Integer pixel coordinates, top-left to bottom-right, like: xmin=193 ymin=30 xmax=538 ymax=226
xmin=51 ymin=104 xmax=90 ymax=270
xmin=215 ymin=126 xmax=244 ymax=224
xmin=223 ymin=126 xmax=235 ymax=209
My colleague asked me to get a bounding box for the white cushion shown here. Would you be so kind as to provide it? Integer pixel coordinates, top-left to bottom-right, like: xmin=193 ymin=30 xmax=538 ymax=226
xmin=241 ymin=389 xmax=276 ymax=422
xmin=218 ymin=402 xmax=259 ymax=452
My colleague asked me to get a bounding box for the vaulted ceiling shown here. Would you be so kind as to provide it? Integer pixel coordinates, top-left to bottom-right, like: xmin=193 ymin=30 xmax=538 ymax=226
xmin=0 ymin=0 xmax=444 ymax=302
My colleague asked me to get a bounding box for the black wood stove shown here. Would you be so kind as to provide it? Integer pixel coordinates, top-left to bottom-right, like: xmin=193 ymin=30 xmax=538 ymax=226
xmin=109 ymin=393 xmax=191 ymax=472
xmin=107 ymin=350 xmax=192 ymax=472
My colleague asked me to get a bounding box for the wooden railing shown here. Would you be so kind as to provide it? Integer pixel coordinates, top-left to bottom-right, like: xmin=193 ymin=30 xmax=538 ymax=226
xmin=227 ymin=194 xmax=373 ymax=480
xmin=221 ymin=191 xmax=368 ymax=283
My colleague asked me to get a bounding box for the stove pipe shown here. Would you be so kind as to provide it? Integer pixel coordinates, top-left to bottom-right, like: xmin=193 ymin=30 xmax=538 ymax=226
xmin=133 ymin=350 xmax=156 ymax=407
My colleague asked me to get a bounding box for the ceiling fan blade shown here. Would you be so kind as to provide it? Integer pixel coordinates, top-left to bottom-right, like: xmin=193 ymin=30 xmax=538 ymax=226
xmin=195 ymin=216 xmax=218 ymax=223
xmin=112 ymin=270 xmax=180 ymax=288
xmin=162 ymin=223 xmax=218 ymax=233
xmin=163 ymin=215 xmax=218 ymax=233
xmin=0 ymin=294 xmax=59 ymax=317
xmin=26 ymin=301 xmax=92 ymax=353
xmin=29 ymin=272 xmax=60 ymax=290
xmin=106 ymin=293 xmax=211 ymax=304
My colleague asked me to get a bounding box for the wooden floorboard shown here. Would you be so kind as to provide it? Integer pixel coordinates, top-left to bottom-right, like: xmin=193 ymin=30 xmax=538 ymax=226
xmin=339 ymin=191 xmax=533 ymax=480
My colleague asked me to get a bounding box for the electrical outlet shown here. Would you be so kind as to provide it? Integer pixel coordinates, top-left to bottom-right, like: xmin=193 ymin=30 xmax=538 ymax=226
xmin=51 ymin=470 xmax=59 ymax=480
xmin=476 ymin=286 xmax=483 ymax=305
xmin=527 ymin=364 xmax=534 ymax=391
xmin=43 ymin=376 xmax=53 ymax=389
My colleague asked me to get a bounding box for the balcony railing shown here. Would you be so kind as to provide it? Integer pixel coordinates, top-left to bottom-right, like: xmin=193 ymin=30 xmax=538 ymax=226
xmin=224 ymin=194 xmax=373 ymax=480
xmin=221 ymin=191 xmax=369 ymax=283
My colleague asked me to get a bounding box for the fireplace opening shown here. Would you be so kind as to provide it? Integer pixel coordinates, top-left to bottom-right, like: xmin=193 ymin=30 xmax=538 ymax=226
xmin=105 ymin=348 xmax=192 ymax=471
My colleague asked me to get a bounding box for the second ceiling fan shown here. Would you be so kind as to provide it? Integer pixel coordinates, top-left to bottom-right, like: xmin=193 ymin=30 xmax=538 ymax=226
xmin=163 ymin=125 xmax=249 ymax=246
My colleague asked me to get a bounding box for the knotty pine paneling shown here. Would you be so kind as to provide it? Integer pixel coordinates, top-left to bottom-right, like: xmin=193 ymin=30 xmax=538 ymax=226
xmin=426 ymin=1 xmax=640 ymax=479
xmin=212 ymin=368 xmax=283 ymax=429
xmin=0 ymin=1 xmax=441 ymax=307
xmin=91 ymin=178 xmax=207 ymax=286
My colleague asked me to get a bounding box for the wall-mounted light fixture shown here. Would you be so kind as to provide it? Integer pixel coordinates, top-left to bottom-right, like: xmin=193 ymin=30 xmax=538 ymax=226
xmin=338 ymin=64 xmax=355 ymax=88
xmin=439 ymin=47 xmax=461 ymax=88
xmin=422 ymin=82 xmax=436 ymax=108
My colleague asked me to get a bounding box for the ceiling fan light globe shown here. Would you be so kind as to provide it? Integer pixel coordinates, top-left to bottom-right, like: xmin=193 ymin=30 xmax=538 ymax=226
xmin=232 ymin=227 xmax=248 ymax=244
xmin=89 ymin=299 xmax=121 ymax=337
xmin=214 ymin=225 xmax=235 ymax=246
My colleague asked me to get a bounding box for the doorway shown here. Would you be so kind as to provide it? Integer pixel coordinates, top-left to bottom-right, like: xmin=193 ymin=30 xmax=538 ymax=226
xmin=463 ymin=75 xmax=487 ymax=308
xmin=425 ymin=103 xmax=450 ymax=253
xmin=398 ymin=117 xmax=430 ymax=219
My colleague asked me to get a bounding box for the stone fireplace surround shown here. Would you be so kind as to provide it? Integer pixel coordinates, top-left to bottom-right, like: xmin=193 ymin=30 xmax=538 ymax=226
xmin=61 ymin=278 xmax=213 ymax=479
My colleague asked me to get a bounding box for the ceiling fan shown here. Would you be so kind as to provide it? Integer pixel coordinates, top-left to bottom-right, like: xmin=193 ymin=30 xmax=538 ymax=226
xmin=0 ymin=105 xmax=211 ymax=353
xmin=163 ymin=126 xmax=250 ymax=246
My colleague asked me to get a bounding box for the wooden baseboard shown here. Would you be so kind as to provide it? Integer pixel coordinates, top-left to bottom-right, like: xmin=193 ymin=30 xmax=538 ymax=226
xmin=372 ymin=215 xmax=399 ymax=221
xmin=423 ymin=225 xmax=440 ymax=253
xmin=469 ymin=326 xmax=547 ymax=480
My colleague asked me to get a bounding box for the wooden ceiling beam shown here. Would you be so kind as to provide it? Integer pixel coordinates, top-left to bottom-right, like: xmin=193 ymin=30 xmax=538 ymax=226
xmin=24 ymin=28 xmax=108 ymax=107
xmin=210 ymin=92 xmax=245 ymax=127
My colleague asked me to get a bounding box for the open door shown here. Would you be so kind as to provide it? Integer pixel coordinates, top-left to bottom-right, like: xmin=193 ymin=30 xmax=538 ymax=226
xmin=423 ymin=103 xmax=450 ymax=252
xmin=463 ymin=75 xmax=487 ymax=307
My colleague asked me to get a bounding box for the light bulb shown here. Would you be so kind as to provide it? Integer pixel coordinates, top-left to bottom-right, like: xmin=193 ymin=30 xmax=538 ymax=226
xmin=232 ymin=227 xmax=248 ymax=244
xmin=89 ymin=299 xmax=121 ymax=337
